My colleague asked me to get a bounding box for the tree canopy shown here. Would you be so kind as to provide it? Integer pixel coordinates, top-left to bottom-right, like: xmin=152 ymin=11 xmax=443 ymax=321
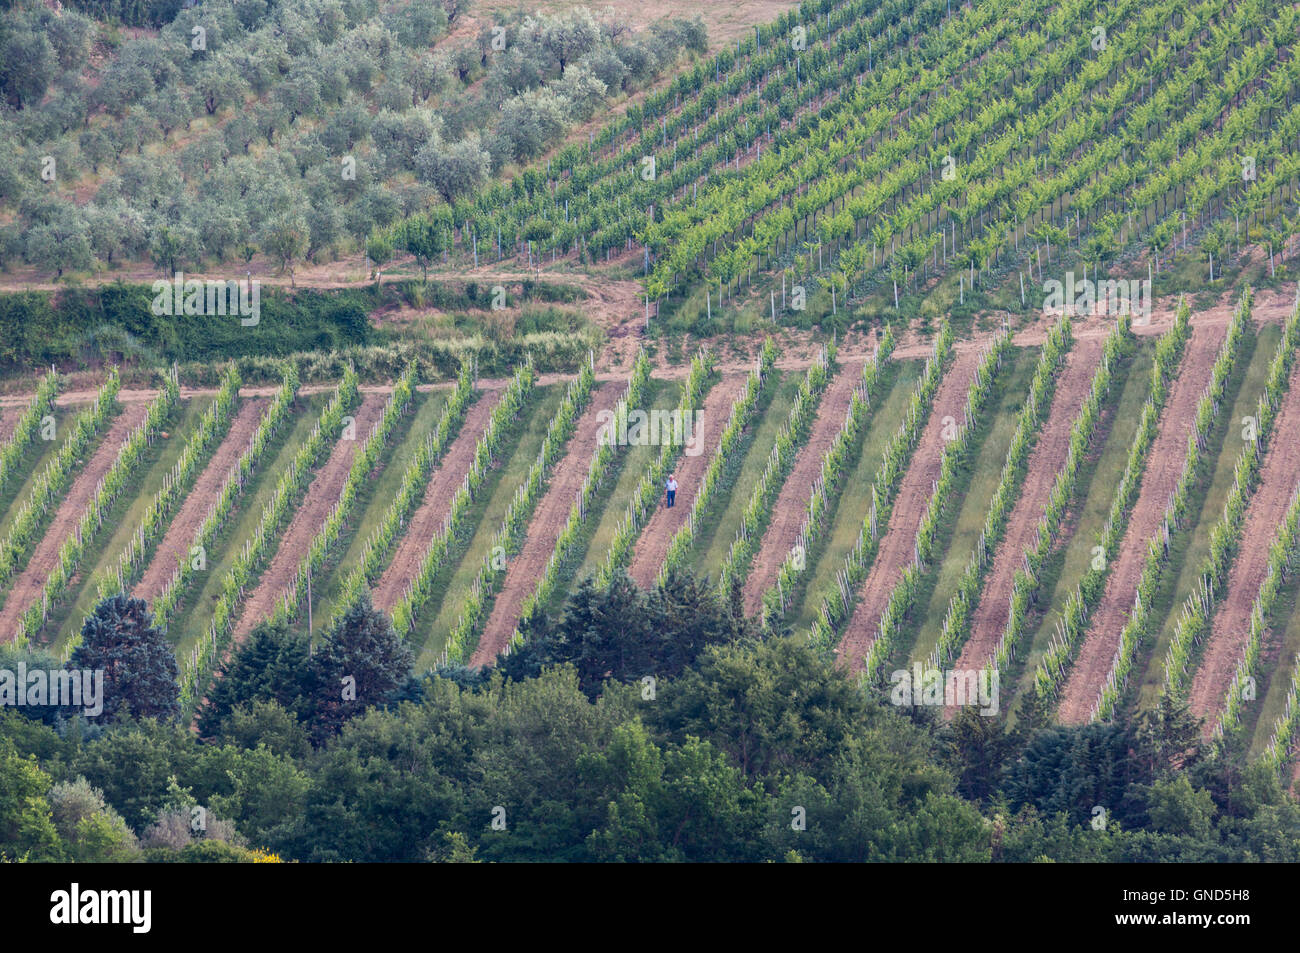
xmin=0 ymin=572 xmax=1297 ymax=862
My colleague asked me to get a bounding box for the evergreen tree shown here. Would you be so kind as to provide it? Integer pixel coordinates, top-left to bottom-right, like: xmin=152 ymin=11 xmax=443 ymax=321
xmin=71 ymin=594 xmax=179 ymax=722
xmin=195 ymin=620 xmax=314 ymax=741
xmin=1133 ymin=691 xmax=1204 ymax=778
xmin=308 ymin=594 xmax=413 ymax=739
xmin=1010 ymin=686 xmax=1052 ymax=745
xmin=945 ymin=704 xmax=1015 ymax=804
xmin=497 ymin=570 xmax=740 ymax=696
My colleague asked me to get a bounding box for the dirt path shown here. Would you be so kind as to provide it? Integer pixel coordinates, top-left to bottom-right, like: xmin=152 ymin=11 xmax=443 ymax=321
xmin=132 ymin=399 xmax=270 ymax=603
xmin=0 ymin=401 xmax=150 ymax=641
xmin=2 ymin=288 xmax=1291 ymax=408
xmin=1056 ymin=322 xmax=1228 ymax=725
xmin=370 ymin=385 xmax=507 ymax=613
xmin=951 ymin=340 xmax=1106 ymax=678
xmin=887 ymin=288 xmax=1294 ymax=360
xmin=229 ymin=393 xmax=389 ymax=640
xmin=834 ymin=349 xmax=984 ymax=674
xmin=0 ymin=382 xmax=457 ymax=409
xmin=626 ymin=374 xmax=748 ymax=587
xmin=741 ymin=359 xmax=866 ymax=614
xmin=470 ymin=380 xmax=625 ymax=667
xmin=0 ymin=406 xmax=22 ymax=445
xmin=1187 ymin=359 xmax=1300 ymax=735
xmin=3 ymin=376 xmax=631 ymax=408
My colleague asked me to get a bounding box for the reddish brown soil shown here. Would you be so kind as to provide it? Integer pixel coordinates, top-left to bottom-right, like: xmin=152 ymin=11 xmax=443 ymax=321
xmin=370 ymin=384 xmax=508 ymax=612
xmin=1056 ymin=322 xmax=1228 ymax=725
xmin=835 ymin=349 xmax=984 ymax=673
xmin=230 ymin=393 xmax=389 ymax=640
xmin=0 ymin=406 xmax=21 ymax=445
xmin=887 ymin=288 xmax=1295 ymax=361
xmin=0 ymin=382 xmax=431 ymax=409
xmin=455 ymin=1 xmax=797 ymax=51
xmin=0 ymin=401 xmax=151 ymax=640
xmin=627 ymin=374 xmax=749 ymax=587
xmin=951 ymin=340 xmax=1106 ymax=679
xmin=742 ymin=359 xmax=865 ymax=614
xmin=131 ymin=399 xmax=270 ymax=603
xmin=1187 ymin=359 xmax=1300 ymax=736
xmin=470 ymin=380 xmax=625 ymax=667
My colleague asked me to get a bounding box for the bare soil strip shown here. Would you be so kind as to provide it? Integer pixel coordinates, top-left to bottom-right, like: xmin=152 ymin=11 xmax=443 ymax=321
xmin=230 ymin=393 xmax=389 ymax=640
xmin=835 ymin=349 xmax=984 ymax=674
xmin=952 ymin=340 xmax=1106 ymax=675
xmin=1188 ymin=359 xmax=1300 ymax=734
xmin=132 ymin=399 xmax=270 ymax=603
xmin=470 ymin=381 xmax=625 ymax=667
xmin=5 ymin=289 xmax=1291 ymax=410
xmin=0 ymin=402 xmax=150 ymax=640
xmin=370 ymin=385 xmax=508 ymax=613
xmin=627 ymin=374 xmax=749 ymax=587
xmin=741 ymin=360 xmax=866 ymax=614
xmin=0 ymin=406 xmax=21 ymax=445
xmin=1056 ymin=322 xmax=1228 ymax=724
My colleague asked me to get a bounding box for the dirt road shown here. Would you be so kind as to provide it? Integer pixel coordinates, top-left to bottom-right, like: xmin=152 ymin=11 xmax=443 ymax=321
xmin=627 ymin=374 xmax=748 ymax=586
xmin=1188 ymin=359 xmax=1300 ymax=735
xmin=229 ymin=393 xmax=389 ymax=640
xmin=370 ymin=385 xmax=508 ymax=612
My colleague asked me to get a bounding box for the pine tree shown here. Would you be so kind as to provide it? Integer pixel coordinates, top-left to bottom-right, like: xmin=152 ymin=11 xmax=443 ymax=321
xmin=1011 ymin=686 xmax=1052 ymax=745
xmin=309 ymin=593 xmax=413 ymax=739
xmin=947 ymin=704 xmax=1014 ymax=803
xmin=195 ymin=620 xmax=314 ymax=740
xmin=1133 ymin=692 xmax=1203 ymax=779
xmin=725 ymin=572 xmax=752 ymax=640
xmin=71 ymin=594 xmax=179 ymax=722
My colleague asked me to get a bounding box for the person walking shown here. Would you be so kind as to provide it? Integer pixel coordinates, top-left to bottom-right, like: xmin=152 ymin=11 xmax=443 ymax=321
xmin=665 ymin=474 xmax=677 ymax=508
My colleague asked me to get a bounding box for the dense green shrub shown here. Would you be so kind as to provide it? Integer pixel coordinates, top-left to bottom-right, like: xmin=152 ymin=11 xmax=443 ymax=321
xmin=0 ymin=284 xmax=372 ymax=367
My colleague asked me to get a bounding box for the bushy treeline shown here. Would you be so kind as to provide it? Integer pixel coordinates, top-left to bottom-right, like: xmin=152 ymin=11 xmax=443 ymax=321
xmin=0 ymin=284 xmax=371 ymax=366
xmin=2 ymin=570 xmax=1299 ymax=862
xmin=57 ymin=0 xmax=189 ymax=29
xmin=0 ymin=277 xmax=598 ymax=376
xmin=0 ymin=0 xmax=705 ymax=277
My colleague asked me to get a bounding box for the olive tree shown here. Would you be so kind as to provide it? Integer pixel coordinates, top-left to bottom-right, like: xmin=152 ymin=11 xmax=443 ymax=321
xmin=259 ymin=212 xmax=310 ymax=285
xmin=39 ymin=8 xmax=96 ymax=71
xmin=197 ymin=61 xmax=249 ymax=116
xmin=440 ymin=0 xmax=470 ymax=24
xmin=541 ymin=8 xmax=601 ymax=75
xmin=414 ymin=134 xmax=489 ymax=203
xmin=78 ymin=125 xmax=118 ymax=173
xmin=0 ymin=27 xmax=57 ymax=110
xmin=27 ymin=214 xmax=93 ymax=278
xmin=149 ymin=224 xmax=201 ymax=275
xmin=499 ymin=88 xmax=571 ymax=162
xmin=369 ymin=108 xmax=439 ymax=176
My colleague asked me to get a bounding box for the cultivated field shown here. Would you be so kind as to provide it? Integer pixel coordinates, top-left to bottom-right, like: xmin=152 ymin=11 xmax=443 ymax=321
xmin=2 ymin=284 xmax=1296 ymax=788
xmin=4 ymin=0 xmax=1300 ymax=848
